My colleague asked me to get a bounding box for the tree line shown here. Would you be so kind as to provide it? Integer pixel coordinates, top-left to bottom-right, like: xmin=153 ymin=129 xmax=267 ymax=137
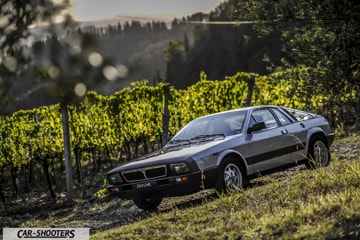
xmin=235 ymin=0 xmax=360 ymax=129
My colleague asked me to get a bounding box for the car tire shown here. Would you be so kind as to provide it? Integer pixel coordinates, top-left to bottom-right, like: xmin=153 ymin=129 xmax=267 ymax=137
xmin=305 ymin=135 xmax=331 ymax=169
xmin=214 ymin=156 xmax=245 ymax=194
xmin=133 ymin=197 xmax=162 ymax=210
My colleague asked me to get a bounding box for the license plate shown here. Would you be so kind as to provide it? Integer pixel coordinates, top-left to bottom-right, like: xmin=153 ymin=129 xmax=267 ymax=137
xmin=136 ymin=182 xmax=152 ymax=189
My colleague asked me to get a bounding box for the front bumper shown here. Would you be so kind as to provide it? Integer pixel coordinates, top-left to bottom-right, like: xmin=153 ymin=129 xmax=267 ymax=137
xmin=107 ymin=171 xmax=203 ymax=200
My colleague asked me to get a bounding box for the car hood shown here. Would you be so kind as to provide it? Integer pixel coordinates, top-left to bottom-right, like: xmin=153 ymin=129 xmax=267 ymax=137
xmin=107 ymin=135 xmax=242 ymax=174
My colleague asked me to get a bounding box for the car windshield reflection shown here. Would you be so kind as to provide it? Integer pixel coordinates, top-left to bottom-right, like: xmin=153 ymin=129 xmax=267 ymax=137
xmin=168 ymin=110 xmax=246 ymax=145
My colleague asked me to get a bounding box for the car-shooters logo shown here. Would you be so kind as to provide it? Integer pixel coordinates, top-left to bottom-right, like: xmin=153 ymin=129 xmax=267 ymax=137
xmin=3 ymin=228 xmax=89 ymax=240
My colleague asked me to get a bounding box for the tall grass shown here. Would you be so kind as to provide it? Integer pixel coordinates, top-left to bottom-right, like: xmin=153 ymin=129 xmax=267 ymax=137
xmin=93 ymin=159 xmax=360 ymax=239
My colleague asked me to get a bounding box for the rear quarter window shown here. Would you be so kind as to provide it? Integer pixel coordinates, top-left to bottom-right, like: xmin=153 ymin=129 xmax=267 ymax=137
xmin=285 ymin=108 xmax=314 ymax=121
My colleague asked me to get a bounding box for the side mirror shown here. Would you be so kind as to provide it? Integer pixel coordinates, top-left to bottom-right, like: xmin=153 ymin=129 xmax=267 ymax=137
xmin=247 ymin=121 xmax=266 ymax=134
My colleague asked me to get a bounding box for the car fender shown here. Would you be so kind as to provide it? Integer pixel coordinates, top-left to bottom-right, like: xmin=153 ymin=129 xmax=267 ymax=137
xmin=305 ymin=127 xmax=328 ymax=152
xmin=216 ymin=149 xmax=249 ymax=173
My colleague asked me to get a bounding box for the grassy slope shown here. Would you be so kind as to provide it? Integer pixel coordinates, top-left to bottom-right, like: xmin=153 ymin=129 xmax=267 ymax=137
xmin=92 ymin=134 xmax=360 ymax=240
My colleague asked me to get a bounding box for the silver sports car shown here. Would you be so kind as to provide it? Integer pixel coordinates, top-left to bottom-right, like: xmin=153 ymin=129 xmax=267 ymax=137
xmin=107 ymin=105 xmax=335 ymax=210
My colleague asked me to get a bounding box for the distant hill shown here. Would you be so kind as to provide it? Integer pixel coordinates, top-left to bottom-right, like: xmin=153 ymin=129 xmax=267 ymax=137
xmin=6 ymin=0 xmax=284 ymax=114
xmin=8 ymin=16 xmax=198 ymax=113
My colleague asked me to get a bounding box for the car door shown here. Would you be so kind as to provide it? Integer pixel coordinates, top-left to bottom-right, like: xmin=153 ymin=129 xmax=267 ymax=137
xmin=240 ymin=108 xmax=306 ymax=174
xmin=270 ymin=107 xmax=308 ymax=162
xmin=242 ymin=108 xmax=292 ymax=174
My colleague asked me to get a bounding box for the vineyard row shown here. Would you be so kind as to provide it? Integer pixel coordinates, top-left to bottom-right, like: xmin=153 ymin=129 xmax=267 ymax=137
xmin=0 ymin=71 xmax=357 ymax=201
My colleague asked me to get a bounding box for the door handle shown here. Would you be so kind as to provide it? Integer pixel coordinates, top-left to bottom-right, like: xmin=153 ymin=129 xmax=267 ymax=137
xmin=281 ymin=130 xmax=288 ymax=135
xmin=300 ymin=123 xmax=305 ymax=128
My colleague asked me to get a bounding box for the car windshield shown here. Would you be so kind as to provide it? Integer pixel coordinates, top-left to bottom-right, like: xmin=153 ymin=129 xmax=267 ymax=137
xmin=169 ymin=110 xmax=246 ymax=144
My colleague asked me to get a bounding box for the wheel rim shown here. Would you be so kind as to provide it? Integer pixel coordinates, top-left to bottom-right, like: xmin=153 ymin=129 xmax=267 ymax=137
xmin=224 ymin=163 xmax=242 ymax=192
xmin=313 ymin=140 xmax=329 ymax=166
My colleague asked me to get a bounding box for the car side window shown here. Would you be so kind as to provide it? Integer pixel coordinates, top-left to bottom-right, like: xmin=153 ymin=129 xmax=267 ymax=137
xmin=271 ymin=108 xmax=293 ymax=126
xmin=251 ymin=109 xmax=279 ymax=129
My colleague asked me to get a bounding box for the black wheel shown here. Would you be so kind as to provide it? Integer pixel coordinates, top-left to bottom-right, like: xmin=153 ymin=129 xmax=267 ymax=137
xmin=305 ymin=135 xmax=331 ymax=169
xmin=214 ymin=156 xmax=245 ymax=193
xmin=133 ymin=197 xmax=162 ymax=210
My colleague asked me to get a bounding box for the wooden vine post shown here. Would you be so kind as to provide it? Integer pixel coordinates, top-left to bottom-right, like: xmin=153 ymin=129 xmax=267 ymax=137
xmin=61 ymin=103 xmax=74 ymax=201
xmin=246 ymin=73 xmax=255 ymax=107
xmin=162 ymin=83 xmax=170 ymax=146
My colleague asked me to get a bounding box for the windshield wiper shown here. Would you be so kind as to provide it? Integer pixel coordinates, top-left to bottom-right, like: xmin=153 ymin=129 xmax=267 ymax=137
xmin=190 ymin=134 xmax=225 ymax=142
xmin=166 ymin=139 xmax=191 ymax=147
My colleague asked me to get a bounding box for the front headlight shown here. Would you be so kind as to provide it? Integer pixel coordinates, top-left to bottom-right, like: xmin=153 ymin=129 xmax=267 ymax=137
xmin=170 ymin=163 xmax=190 ymax=174
xmin=108 ymin=173 xmax=123 ymax=185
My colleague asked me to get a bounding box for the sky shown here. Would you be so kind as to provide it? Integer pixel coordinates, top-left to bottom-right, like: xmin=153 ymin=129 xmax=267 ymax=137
xmin=68 ymin=0 xmax=225 ymax=22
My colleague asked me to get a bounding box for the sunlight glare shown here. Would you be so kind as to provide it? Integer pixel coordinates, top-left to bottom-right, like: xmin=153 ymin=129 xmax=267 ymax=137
xmin=103 ymin=65 xmax=118 ymax=81
xmin=48 ymin=65 xmax=60 ymax=79
xmin=74 ymin=82 xmax=87 ymax=97
xmin=117 ymin=64 xmax=129 ymax=79
xmin=88 ymin=52 xmax=103 ymax=67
